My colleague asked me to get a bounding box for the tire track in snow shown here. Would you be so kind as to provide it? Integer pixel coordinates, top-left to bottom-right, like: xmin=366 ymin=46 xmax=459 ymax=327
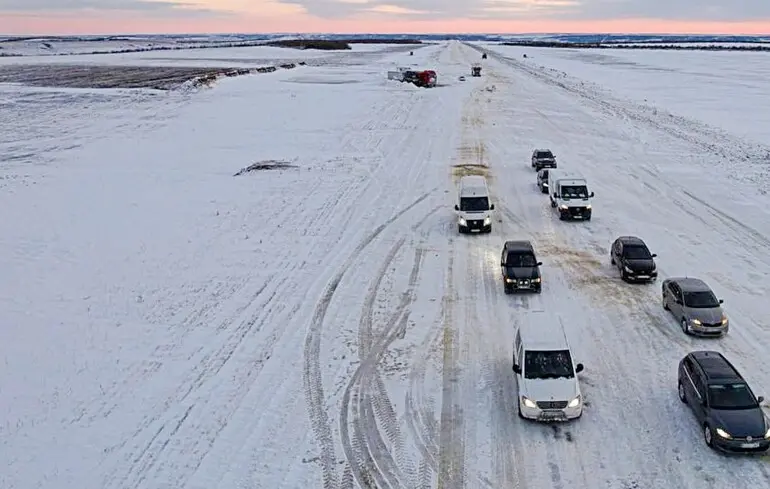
xmin=341 ymin=245 xmax=425 ymax=489
xmin=303 ymin=190 xmax=435 ymax=489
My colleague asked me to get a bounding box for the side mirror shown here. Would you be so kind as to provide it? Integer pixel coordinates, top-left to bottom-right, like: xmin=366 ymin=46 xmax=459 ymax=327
xmin=490 ymin=204 xmax=495 ymax=210
xmin=454 ymin=205 xmax=459 ymax=211
xmin=575 ymin=363 xmax=584 ymax=373
xmin=719 ymin=299 xmax=724 ymax=304
xmin=590 ymin=192 xmax=595 ymax=197
xmin=512 ymin=364 xmax=521 ymax=373
xmin=757 ymin=395 xmax=764 ymax=403
xmin=536 ymin=261 xmax=543 ymax=266
xmin=501 ymin=261 xmax=505 ymax=266
xmin=651 ymin=253 xmax=657 ymax=258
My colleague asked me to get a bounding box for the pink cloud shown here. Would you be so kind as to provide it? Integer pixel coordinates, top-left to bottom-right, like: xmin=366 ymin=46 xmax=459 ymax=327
xmin=1 ymin=11 xmax=768 ymax=36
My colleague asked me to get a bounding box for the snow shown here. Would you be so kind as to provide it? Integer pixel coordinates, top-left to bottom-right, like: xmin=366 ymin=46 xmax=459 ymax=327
xmin=482 ymin=43 xmax=770 ymax=145
xmin=4 ymin=38 xmax=770 ymax=489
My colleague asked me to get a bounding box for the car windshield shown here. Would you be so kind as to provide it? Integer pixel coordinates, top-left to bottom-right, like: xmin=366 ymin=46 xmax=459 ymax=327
xmin=507 ymin=252 xmax=537 ymax=267
xmin=708 ymin=383 xmax=757 ymax=410
xmin=623 ymin=245 xmax=651 ymax=260
xmin=536 ymin=151 xmax=553 ymax=158
xmin=459 ymin=196 xmax=489 ymax=211
xmin=560 ymin=185 xmax=588 ymax=199
xmin=683 ymin=290 xmax=719 ymax=308
xmin=524 ymin=349 xmax=574 ymax=380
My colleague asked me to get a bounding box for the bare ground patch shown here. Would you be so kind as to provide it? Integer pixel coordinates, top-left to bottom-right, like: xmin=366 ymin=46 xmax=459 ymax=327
xmin=234 ymin=160 xmax=297 ymax=175
xmin=0 ymin=63 xmax=297 ymax=90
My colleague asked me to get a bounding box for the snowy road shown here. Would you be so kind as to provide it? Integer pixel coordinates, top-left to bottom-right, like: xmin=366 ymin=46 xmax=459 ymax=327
xmin=3 ymin=39 xmax=770 ymax=489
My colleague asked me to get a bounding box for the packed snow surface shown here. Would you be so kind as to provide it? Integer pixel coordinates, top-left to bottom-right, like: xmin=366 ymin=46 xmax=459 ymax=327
xmin=3 ymin=39 xmax=770 ymax=489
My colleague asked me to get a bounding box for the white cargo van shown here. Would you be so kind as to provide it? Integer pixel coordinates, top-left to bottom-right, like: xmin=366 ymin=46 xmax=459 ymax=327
xmin=547 ymin=171 xmax=594 ymax=221
xmin=512 ymin=318 xmax=585 ymax=421
xmin=454 ymin=175 xmax=494 ymax=233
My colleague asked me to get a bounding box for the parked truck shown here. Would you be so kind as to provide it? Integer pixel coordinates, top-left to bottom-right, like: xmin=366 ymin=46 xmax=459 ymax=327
xmin=388 ymin=67 xmax=437 ymax=87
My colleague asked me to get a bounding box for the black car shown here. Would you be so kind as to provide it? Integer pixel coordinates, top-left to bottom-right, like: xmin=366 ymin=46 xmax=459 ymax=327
xmin=610 ymin=236 xmax=657 ymax=282
xmin=501 ymin=240 xmax=542 ymax=293
xmin=531 ymin=149 xmax=557 ymax=171
xmin=678 ymin=351 xmax=770 ymax=452
xmin=537 ymin=169 xmax=549 ymax=193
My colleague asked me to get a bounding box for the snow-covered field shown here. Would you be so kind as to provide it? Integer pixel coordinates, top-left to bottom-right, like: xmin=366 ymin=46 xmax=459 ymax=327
xmin=3 ymin=39 xmax=770 ymax=489
xmin=480 ymin=43 xmax=770 ymax=145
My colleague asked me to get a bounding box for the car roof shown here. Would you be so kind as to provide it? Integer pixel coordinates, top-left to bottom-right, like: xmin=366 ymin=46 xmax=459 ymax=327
xmin=518 ymin=320 xmax=570 ymax=350
xmin=617 ymin=236 xmax=647 ymax=246
xmin=668 ymin=277 xmax=711 ymax=292
xmin=534 ymin=148 xmax=552 ymax=153
xmin=689 ymin=351 xmax=743 ymax=383
xmin=504 ymin=240 xmax=534 ymax=252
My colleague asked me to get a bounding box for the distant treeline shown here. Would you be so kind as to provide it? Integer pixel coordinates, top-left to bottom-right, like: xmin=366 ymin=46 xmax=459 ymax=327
xmin=266 ymin=38 xmax=423 ymax=50
xmin=500 ymin=41 xmax=770 ymax=51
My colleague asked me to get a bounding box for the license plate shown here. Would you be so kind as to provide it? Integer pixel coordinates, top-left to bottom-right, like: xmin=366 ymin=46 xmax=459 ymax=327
xmin=539 ymin=411 xmax=564 ymax=420
xmin=742 ymin=442 xmax=760 ymax=448
xmin=636 ymin=275 xmax=648 ymax=279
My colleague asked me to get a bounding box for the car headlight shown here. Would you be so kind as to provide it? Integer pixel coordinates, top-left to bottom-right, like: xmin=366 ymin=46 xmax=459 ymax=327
xmin=715 ymin=428 xmax=731 ymax=439
xmin=567 ymin=396 xmax=581 ymax=408
xmin=559 ymin=205 xmax=568 ymax=210
xmin=585 ymin=205 xmax=591 ymax=209
xmin=765 ymin=427 xmax=770 ymax=439
xmin=721 ymin=315 xmax=728 ymax=325
xmin=690 ymin=319 xmax=702 ymax=325
xmin=506 ymin=278 xmax=514 ymax=283
xmin=533 ymin=277 xmax=541 ymax=283
xmin=483 ymin=216 xmax=491 ymax=224
xmin=522 ymin=396 xmax=537 ymax=408
xmin=458 ymin=218 xmax=466 ymax=225
xmin=624 ymin=265 xmax=633 ymax=273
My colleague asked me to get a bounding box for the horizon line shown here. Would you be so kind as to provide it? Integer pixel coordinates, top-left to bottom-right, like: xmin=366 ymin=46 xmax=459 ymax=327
xmin=2 ymin=31 xmax=769 ymax=38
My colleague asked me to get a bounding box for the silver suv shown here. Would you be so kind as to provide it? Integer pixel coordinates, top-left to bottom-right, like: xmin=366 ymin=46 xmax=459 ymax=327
xmin=662 ymin=277 xmax=729 ymax=337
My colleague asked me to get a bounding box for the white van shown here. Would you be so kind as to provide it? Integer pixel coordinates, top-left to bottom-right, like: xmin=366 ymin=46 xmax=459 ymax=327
xmin=512 ymin=318 xmax=585 ymax=421
xmin=454 ymin=175 xmax=494 ymax=233
xmin=547 ymin=171 xmax=594 ymax=221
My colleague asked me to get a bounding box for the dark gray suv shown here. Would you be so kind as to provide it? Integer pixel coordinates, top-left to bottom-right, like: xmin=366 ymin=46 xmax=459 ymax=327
xmin=678 ymin=351 xmax=770 ymax=452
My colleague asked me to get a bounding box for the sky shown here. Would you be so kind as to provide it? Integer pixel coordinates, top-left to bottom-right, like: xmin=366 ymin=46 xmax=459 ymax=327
xmin=0 ymin=0 xmax=768 ymax=35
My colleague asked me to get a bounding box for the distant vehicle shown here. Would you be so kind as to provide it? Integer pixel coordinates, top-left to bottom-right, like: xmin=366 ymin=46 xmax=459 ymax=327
xmin=513 ymin=319 xmax=584 ymax=421
xmin=548 ymin=171 xmax=594 ymax=221
xmin=458 ymin=76 xmax=466 ymax=81
xmin=401 ymin=69 xmax=437 ymax=88
xmin=455 ymin=175 xmax=494 ymax=233
xmin=531 ymin=149 xmax=557 ymax=170
xmin=471 ymin=65 xmax=481 ymax=77
xmin=663 ymin=277 xmax=728 ymax=336
xmin=678 ymin=350 xmax=769 ymax=452
xmin=537 ymin=168 xmax=550 ymax=193
xmin=482 ymin=53 xmax=487 ymax=59
xmin=610 ymin=236 xmax=657 ymax=282
xmin=500 ymin=240 xmax=542 ymax=293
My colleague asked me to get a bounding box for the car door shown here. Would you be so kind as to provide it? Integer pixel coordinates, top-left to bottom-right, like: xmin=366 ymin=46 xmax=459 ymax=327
xmin=690 ymin=366 xmax=709 ymax=423
xmin=669 ymin=282 xmax=684 ymax=317
xmin=613 ymin=241 xmax=623 ymax=270
xmin=501 ymin=248 xmax=507 ymax=279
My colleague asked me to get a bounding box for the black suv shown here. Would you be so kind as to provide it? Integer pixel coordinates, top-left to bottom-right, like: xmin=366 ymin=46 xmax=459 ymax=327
xmin=610 ymin=236 xmax=657 ymax=282
xmin=531 ymin=149 xmax=556 ymax=171
xmin=501 ymin=240 xmax=542 ymax=294
xmin=678 ymin=351 xmax=770 ymax=452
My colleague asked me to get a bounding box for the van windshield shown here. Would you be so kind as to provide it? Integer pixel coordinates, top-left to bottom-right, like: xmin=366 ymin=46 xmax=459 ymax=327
xmin=560 ymin=185 xmax=588 ymax=199
xmin=524 ymin=349 xmax=574 ymax=380
xmin=460 ymin=196 xmax=489 ymax=211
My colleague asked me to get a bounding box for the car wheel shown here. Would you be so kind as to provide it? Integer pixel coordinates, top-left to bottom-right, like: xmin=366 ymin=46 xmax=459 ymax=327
xmin=504 ymin=284 xmax=511 ymax=294
xmin=620 ymin=269 xmax=628 ymax=282
xmin=610 ymin=255 xmax=615 ymax=265
xmin=678 ymin=381 xmax=687 ymax=403
xmin=518 ymin=402 xmax=525 ymax=419
xmin=704 ymin=424 xmax=713 ymax=447
xmin=681 ymin=318 xmax=690 ymax=335
xmin=662 ymin=294 xmax=669 ymax=310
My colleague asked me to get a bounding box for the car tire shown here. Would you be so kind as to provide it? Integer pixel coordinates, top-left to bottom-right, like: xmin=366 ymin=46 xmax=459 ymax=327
xmin=662 ymin=294 xmax=669 ymax=310
xmin=504 ymin=284 xmax=511 ymax=294
xmin=518 ymin=402 xmax=525 ymax=419
xmin=610 ymin=255 xmax=615 ymax=265
xmin=678 ymin=381 xmax=687 ymax=403
xmin=704 ymin=424 xmax=714 ymax=447
xmin=458 ymin=225 xmax=465 ymax=234
xmin=681 ymin=318 xmax=691 ymax=335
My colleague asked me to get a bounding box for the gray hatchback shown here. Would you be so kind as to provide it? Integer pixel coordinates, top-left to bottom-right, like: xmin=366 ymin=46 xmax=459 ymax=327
xmin=662 ymin=277 xmax=728 ymax=337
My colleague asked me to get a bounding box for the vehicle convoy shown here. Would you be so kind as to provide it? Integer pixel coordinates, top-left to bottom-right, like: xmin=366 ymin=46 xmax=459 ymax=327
xmin=471 ymin=64 xmax=481 ymax=77
xmin=501 ymin=240 xmax=542 ymax=293
xmin=531 ymin=149 xmax=557 ymax=170
xmin=513 ymin=320 xmax=584 ymax=421
xmin=610 ymin=236 xmax=657 ymax=282
xmin=454 ymin=175 xmax=494 ymax=233
xmin=548 ymin=171 xmax=594 ymax=220
xmin=536 ymin=168 xmax=550 ymax=193
xmin=678 ymin=351 xmax=770 ymax=452
xmin=663 ymin=277 xmax=729 ymax=336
